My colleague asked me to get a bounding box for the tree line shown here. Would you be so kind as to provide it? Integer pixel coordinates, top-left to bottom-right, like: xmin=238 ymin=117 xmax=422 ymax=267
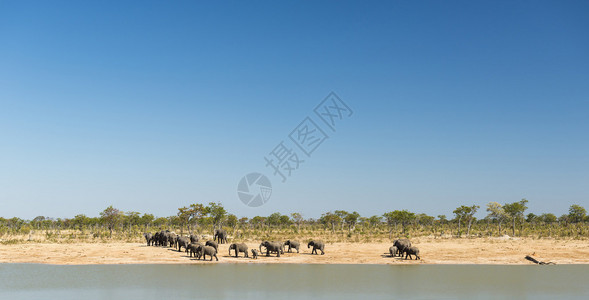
xmin=1 ymin=199 xmax=588 ymax=240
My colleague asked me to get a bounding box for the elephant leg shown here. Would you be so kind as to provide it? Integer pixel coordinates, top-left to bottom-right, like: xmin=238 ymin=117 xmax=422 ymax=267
xmin=321 ymin=247 xmax=325 ymax=255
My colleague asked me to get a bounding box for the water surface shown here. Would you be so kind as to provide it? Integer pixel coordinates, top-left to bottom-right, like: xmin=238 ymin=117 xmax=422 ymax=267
xmin=1 ymin=264 xmax=587 ymax=299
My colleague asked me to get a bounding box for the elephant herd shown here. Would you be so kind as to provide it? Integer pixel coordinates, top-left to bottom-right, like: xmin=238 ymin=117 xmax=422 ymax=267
xmin=143 ymin=230 xmax=325 ymax=262
xmin=389 ymin=238 xmax=420 ymax=260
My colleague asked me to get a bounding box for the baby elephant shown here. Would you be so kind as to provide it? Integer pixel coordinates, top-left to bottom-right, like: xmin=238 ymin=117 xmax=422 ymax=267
xmin=404 ymin=246 xmax=420 ymax=260
xmin=389 ymin=246 xmax=398 ymax=257
xmin=251 ymin=249 xmax=259 ymax=259
xmin=307 ymin=240 xmax=325 ymax=255
xmin=229 ymin=243 xmax=249 ymax=258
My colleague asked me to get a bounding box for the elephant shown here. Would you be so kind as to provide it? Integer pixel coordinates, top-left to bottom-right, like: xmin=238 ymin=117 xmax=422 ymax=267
xmin=143 ymin=233 xmax=153 ymax=246
xmin=205 ymin=240 xmax=219 ymax=252
xmin=404 ymin=246 xmax=420 ymax=260
xmin=393 ymin=239 xmax=411 ymax=256
xmin=176 ymin=236 xmax=190 ymax=252
xmin=389 ymin=246 xmax=398 ymax=257
xmin=251 ymin=249 xmax=259 ymax=259
xmin=214 ymin=229 xmax=228 ymax=244
xmin=153 ymin=231 xmax=163 ymax=246
xmin=284 ymin=240 xmax=300 ymax=253
xmin=308 ymin=240 xmax=325 ymax=255
xmin=228 ymin=243 xmax=249 ymax=258
xmin=187 ymin=242 xmax=203 ymax=258
xmin=190 ymin=234 xmax=199 ymax=244
xmin=157 ymin=231 xmax=176 ymax=248
xmin=167 ymin=232 xmax=177 ymax=248
xmin=259 ymin=241 xmax=282 ymax=257
xmin=196 ymin=245 xmax=219 ymax=261
xmin=156 ymin=230 xmax=171 ymax=247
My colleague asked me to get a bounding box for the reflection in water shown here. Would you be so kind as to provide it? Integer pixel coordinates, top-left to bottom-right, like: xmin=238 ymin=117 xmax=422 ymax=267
xmin=0 ymin=264 xmax=587 ymax=299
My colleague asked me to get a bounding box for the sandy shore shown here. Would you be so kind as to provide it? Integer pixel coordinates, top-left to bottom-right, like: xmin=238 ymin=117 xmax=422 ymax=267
xmin=1 ymin=237 xmax=588 ymax=265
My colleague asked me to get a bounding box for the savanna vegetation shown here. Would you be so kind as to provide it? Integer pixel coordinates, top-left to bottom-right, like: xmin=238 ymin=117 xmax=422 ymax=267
xmin=1 ymin=199 xmax=587 ymax=245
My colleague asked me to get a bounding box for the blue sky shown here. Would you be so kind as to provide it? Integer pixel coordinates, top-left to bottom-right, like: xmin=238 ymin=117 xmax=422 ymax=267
xmin=1 ymin=1 xmax=588 ymax=220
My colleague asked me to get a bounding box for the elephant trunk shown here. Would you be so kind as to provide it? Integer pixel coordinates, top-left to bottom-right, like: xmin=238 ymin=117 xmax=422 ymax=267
xmin=259 ymin=243 xmax=263 ymax=253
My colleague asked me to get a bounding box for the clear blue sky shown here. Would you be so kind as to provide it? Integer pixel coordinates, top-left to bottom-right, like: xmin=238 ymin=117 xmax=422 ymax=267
xmin=1 ymin=1 xmax=588 ymax=220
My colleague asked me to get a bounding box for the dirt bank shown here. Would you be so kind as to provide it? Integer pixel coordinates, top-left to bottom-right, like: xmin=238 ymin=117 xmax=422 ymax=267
xmin=1 ymin=237 xmax=588 ymax=265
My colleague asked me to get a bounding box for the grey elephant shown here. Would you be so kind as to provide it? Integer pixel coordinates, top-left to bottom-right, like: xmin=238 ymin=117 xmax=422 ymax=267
xmin=166 ymin=232 xmax=177 ymax=248
xmin=187 ymin=242 xmax=203 ymax=258
xmin=155 ymin=231 xmax=166 ymax=246
xmin=157 ymin=230 xmax=174 ymax=247
xmin=143 ymin=233 xmax=153 ymax=246
xmin=259 ymin=241 xmax=282 ymax=257
xmin=205 ymin=240 xmax=219 ymax=252
xmin=393 ymin=239 xmax=411 ymax=256
xmin=308 ymin=240 xmax=325 ymax=255
xmin=214 ymin=229 xmax=228 ymax=244
xmin=176 ymin=236 xmax=190 ymax=252
xmin=190 ymin=234 xmax=199 ymax=244
xmin=196 ymin=245 xmax=219 ymax=261
xmin=152 ymin=231 xmax=161 ymax=246
xmin=389 ymin=246 xmax=398 ymax=257
xmin=251 ymin=249 xmax=259 ymax=259
xmin=229 ymin=243 xmax=249 ymax=258
xmin=284 ymin=240 xmax=300 ymax=253
xmin=404 ymin=246 xmax=420 ymax=260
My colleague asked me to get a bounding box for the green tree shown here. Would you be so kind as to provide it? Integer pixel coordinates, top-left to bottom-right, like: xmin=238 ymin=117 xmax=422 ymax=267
xmin=503 ymin=199 xmax=528 ymax=236
xmin=334 ymin=210 xmax=349 ymax=232
xmin=251 ymin=216 xmax=265 ymax=230
xmin=140 ymin=213 xmax=155 ymax=229
xmin=291 ymin=213 xmax=303 ymax=231
xmin=177 ymin=207 xmax=192 ymax=235
xmin=526 ymin=213 xmax=537 ymax=223
xmin=125 ymin=211 xmax=141 ymax=231
xmin=540 ymin=213 xmax=557 ymax=224
xmin=188 ymin=203 xmax=207 ymax=233
xmin=205 ymin=202 xmax=227 ymax=232
xmin=416 ymin=213 xmax=434 ymax=227
xmin=320 ymin=212 xmax=341 ymax=233
xmin=226 ymin=214 xmax=238 ymax=234
xmin=568 ymin=205 xmax=587 ymax=223
xmin=367 ymin=215 xmax=382 ymax=228
xmin=153 ymin=217 xmax=168 ymax=228
xmin=279 ymin=215 xmax=291 ymax=227
xmin=100 ymin=206 xmax=123 ymax=238
xmin=238 ymin=217 xmax=249 ymax=229
xmin=344 ymin=211 xmax=361 ymax=233
xmin=383 ymin=210 xmax=415 ymax=237
xmin=73 ymin=214 xmax=89 ymax=231
xmin=453 ymin=205 xmax=479 ymax=237
xmin=266 ymin=212 xmax=282 ymax=230
xmin=486 ymin=202 xmax=508 ymax=235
